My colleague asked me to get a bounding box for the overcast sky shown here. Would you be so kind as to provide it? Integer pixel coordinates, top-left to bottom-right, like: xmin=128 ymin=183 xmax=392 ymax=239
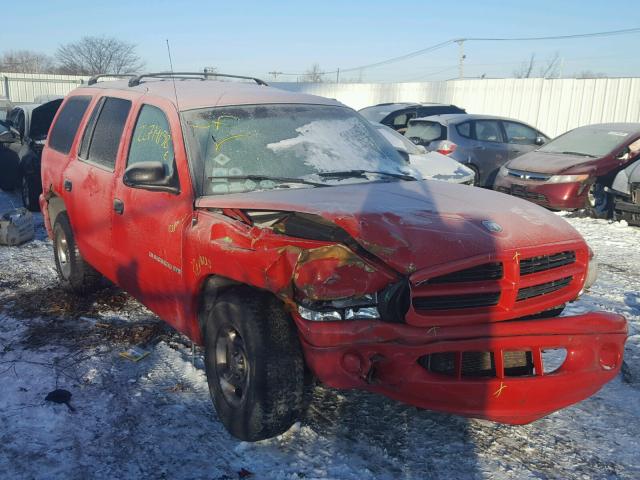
xmin=6 ymin=0 xmax=640 ymax=81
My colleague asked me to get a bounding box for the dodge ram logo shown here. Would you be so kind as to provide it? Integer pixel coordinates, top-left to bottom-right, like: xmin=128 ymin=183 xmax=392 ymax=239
xmin=482 ymin=220 xmax=503 ymax=233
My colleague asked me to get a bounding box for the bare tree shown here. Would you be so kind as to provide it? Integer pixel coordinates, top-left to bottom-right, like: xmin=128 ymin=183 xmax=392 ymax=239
xmin=56 ymin=36 xmax=144 ymax=75
xmin=0 ymin=50 xmax=56 ymax=73
xmin=513 ymin=54 xmax=536 ymax=78
xmin=575 ymin=70 xmax=607 ymax=79
xmin=539 ymin=52 xmax=561 ymax=79
xmin=301 ymin=63 xmax=325 ymax=83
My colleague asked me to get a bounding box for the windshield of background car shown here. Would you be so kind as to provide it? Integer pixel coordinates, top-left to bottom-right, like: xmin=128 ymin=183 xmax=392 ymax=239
xmin=405 ymin=121 xmax=446 ymax=143
xmin=539 ymin=127 xmax=634 ymax=157
xmin=358 ymin=105 xmax=397 ymax=123
xmin=183 ymin=104 xmax=409 ymax=196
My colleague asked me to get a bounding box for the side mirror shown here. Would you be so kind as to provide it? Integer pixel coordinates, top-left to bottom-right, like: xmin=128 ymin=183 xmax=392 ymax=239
xmin=123 ymin=161 xmax=179 ymax=194
xmin=535 ymin=136 xmax=546 ymax=146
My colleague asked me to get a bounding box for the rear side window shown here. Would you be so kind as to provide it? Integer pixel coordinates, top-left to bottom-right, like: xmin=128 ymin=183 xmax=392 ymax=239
xmin=127 ymin=104 xmax=175 ymax=177
xmin=456 ymin=122 xmax=471 ymax=138
xmin=405 ymin=121 xmax=447 ymax=143
xmin=474 ymin=120 xmax=503 ymax=143
xmin=83 ymin=97 xmax=131 ymax=170
xmin=48 ymin=96 xmax=91 ymax=154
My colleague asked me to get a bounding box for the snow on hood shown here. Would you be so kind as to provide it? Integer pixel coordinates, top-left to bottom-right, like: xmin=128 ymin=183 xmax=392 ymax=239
xmin=409 ymin=151 xmax=475 ymax=183
xmin=197 ymin=180 xmax=583 ymax=274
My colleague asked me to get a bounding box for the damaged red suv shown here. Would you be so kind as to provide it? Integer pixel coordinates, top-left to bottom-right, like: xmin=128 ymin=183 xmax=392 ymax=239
xmin=39 ymin=73 xmax=627 ymax=441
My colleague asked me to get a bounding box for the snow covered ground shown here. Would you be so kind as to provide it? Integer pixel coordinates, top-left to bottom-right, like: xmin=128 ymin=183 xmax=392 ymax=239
xmin=0 ymin=189 xmax=638 ymax=480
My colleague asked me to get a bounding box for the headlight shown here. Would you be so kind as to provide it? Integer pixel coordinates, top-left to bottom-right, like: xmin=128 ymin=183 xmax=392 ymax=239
xmin=498 ymin=165 xmax=509 ymax=177
xmin=547 ymin=174 xmax=590 ymax=184
xmin=298 ymin=294 xmax=380 ymax=322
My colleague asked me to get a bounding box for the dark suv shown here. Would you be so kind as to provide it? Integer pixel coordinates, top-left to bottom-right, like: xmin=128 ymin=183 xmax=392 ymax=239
xmin=405 ymin=114 xmax=549 ymax=187
xmin=39 ymin=73 xmax=625 ymax=442
xmin=359 ymin=102 xmax=465 ymax=133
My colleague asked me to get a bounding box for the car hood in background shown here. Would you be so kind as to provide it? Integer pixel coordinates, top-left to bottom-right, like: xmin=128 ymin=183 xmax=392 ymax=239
xmin=30 ymin=99 xmax=63 ymax=139
xmin=197 ymin=180 xmax=582 ymax=274
xmin=409 ymin=151 xmax=475 ymax=184
xmin=506 ymin=150 xmax=604 ymax=175
xmin=611 ymin=158 xmax=640 ymax=195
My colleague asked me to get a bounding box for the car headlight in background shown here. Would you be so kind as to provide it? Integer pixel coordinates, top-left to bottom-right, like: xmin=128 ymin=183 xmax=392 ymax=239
xmin=298 ymin=294 xmax=380 ymax=322
xmin=546 ymin=174 xmax=590 ymax=184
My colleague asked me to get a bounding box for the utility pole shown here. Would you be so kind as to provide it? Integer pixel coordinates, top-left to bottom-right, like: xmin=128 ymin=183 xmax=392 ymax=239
xmin=456 ymin=39 xmax=466 ymax=79
xmin=336 ymin=68 xmax=340 ymax=83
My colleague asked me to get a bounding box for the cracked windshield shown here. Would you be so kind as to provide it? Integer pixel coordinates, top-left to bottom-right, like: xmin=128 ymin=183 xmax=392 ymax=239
xmin=183 ymin=104 xmax=414 ymax=195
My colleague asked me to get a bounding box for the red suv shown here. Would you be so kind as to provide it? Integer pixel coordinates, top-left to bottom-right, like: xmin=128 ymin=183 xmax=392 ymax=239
xmin=40 ymin=73 xmax=627 ymax=441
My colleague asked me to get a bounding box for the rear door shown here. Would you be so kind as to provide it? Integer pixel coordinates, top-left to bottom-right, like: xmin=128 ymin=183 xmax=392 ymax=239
xmin=111 ymin=99 xmax=194 ymax=325
xmin=502 ymin=121 xmax=544 ymax=160
xmin=470 ymin=119 xmax=509 ymax=185
xmin=62 ymin=95 xmax=132 ymax=281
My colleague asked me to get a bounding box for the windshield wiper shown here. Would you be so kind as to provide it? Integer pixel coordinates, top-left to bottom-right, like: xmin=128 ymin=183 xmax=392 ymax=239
xmin=559 ymin=151 xmax=596 ymax=158
xmin=317 ymin=170 xmax=417 ymax=181
xmin=207 ymin=174 xmax=328 ymax=188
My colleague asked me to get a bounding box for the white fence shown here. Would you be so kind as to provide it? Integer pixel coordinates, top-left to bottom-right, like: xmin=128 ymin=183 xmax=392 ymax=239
xmin=2 ymin=72 xmax=639 ymax=138
xmin=276 ymin=78 xmax=640 ymax=137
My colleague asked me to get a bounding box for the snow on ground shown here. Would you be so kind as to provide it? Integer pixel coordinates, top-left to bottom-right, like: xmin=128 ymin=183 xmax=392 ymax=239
xmin=0 ymin=189 xmax=639 ymax=480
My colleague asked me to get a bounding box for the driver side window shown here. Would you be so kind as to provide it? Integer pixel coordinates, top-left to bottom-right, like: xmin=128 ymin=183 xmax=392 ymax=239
xmin=127 ymin=104 xmax=175 ymax=177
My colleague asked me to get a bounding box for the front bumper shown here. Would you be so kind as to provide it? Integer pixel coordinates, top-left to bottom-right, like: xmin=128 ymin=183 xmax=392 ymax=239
xmin=494 ymin=176 xmax=588 ymax=210
xmin=296 ymin=311 xmax=627 ymax=424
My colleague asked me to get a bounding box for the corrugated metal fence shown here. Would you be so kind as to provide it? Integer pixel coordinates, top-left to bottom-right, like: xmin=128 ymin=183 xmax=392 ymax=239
xmin=2 ymin=72 xmax=639 ymax=137
xmin=276 ymin=78 xmax=640 ymax=137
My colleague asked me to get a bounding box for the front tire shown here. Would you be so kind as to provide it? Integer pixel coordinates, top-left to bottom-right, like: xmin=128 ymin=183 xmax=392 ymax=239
xmin=203 ymin=288 xmax=305 ymax=441
xmin=587 ymin=182 xmax=613 ymax=219
xmin=53 ymin=212 xmax=102 ymax=293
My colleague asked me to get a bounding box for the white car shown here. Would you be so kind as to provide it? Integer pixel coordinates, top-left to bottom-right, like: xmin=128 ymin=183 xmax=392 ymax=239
xmin=372 ymin=122 xmax=476 ymax=184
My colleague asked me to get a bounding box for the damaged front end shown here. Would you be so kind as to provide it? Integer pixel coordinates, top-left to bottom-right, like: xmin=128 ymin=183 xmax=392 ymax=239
xmin=192 ymin=196 xmax=627 ymax=425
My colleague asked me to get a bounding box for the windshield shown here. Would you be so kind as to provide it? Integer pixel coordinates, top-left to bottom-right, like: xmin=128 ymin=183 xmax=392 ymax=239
xmin=358 ymin=105 xmax=400 ymax=123
xmin=405 ymin=121 xmax=446 ymax=144
xmin=375 ymin=124 xmax=422 ymax=154
xmin=183 ymin=104 xmax=410 ymax=196
xmin=539 ymin=127 xmax=632 ymax=157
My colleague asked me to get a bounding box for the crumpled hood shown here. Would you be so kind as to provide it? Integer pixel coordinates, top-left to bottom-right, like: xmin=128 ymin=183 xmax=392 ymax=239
xmin=409 ymin=151 xmax=475 ymax=184
xmin=507 ymin=150 xmax=601 ymax=175
xmin=30 ymin=99 xmax=62 ymax=139
xmin=197 ymin=180 xmax=583 ymax=274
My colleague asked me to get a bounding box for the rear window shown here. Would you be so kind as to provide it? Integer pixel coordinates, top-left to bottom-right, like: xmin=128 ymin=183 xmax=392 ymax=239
xmin=48 ymin=96 xmax=91 ymax=154
xmin=83 ymin=97 xmax=131 ymax=170
xmin=405 ymin=121 xmax=447 ymax=144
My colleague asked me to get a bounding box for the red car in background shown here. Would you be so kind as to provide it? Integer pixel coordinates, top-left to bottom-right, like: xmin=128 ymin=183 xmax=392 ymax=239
xmin=494 ymin=123 xmax=640 ymax=217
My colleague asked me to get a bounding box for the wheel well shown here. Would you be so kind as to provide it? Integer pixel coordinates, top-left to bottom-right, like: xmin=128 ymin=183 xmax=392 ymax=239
xmin=47 ymin=194 xmax=67 ymax=230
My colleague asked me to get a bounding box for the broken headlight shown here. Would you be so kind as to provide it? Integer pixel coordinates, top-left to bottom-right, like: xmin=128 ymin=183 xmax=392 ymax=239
xmin=583 ymin=247 xmax=598 ymax=291
xmin=298 ymin=294 xmax=380 ymax=322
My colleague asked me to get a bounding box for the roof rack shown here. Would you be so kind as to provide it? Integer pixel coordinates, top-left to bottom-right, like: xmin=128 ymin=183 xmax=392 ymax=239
xmin=127 ymin=72 xmax=269 ymax=87
xmin=87 ymin=74 xmax=136 ymax=86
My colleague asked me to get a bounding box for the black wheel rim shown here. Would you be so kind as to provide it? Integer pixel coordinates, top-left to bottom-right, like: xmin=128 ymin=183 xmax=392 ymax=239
xmin=215 ymin=326 xmax=249 ymax=407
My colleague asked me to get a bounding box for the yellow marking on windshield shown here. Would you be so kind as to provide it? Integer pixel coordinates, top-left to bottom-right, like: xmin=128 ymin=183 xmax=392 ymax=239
xmin=215 ymin=133 xmax=250 ymax=151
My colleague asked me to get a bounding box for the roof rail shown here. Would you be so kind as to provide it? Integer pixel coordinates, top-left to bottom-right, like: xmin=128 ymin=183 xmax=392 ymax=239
xmin=127 ymin=72 xmax=269 ymax=87
xmin=87 ymin=74 xmax=136 ymax=86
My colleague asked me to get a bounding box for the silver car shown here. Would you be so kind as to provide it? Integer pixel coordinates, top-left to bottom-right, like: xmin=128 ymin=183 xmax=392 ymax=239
xmin=405 ymin=114 xmax=549 ymax=187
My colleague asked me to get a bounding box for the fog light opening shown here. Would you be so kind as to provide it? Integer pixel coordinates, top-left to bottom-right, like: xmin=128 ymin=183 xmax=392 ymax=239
xmin=599 ymin=344 xmax=619 ymax=371
xmin=542 ymin=348 xmax=567 ymax=374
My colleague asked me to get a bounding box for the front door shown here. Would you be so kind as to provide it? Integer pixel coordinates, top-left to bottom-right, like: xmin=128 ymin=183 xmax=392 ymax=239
xmin=111 ymin=100 xmax=193 ymax=326
xmin=502 ymin=121 xmax=541 ymax=161
xmin=471 ymin=119 xmax=509 ymax=186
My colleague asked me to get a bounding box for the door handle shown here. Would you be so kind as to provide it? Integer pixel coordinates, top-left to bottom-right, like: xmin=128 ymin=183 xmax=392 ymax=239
xmin=63 ymin=179 xmax=72 ymax=192
xmin=113 ymin=198 xmax=124 ymax=215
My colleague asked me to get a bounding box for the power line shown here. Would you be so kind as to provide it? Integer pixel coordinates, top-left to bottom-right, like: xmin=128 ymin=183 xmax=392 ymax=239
xmin=271 ymin=27 xmax=640 ymax=78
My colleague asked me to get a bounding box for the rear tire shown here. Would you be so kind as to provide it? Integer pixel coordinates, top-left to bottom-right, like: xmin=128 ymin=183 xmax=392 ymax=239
xmin=203 ymin=288 xmax=305 ymax=441
xmin=21 ymin=173 xmax=41 ymax=212
xmin=53 ymin=212 xmax=102 ymax=293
